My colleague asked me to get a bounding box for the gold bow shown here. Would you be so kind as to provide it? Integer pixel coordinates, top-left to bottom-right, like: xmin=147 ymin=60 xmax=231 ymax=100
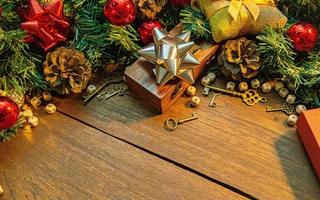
xmin=229 ymin=0 xmax=260 ymax=21
xmin=204 ymin=0 xmax=274 ymax=22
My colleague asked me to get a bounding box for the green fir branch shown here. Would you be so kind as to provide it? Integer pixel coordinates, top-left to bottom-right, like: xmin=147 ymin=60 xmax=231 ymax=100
xmin=107 ymin=25 xmax=140 ymax=53
xmin=0 ymin=28 xmax=47 ymax=95
xmin=180 ymin=6 xmax=211 ymax=41
xmin=158 ymin=5 xmax=181 ymax=30
xmin=0 ymin=118 xmax=25 ymax=142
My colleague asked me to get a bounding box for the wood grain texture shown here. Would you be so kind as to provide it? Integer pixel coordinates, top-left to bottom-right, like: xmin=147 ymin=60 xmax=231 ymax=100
xmin=0 ymin=112 xmax=244 ymax=200
xmin=55 ymin=79 xmax=320 ymax=200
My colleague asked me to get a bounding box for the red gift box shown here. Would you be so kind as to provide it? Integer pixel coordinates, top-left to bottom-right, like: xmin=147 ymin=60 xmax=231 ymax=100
xmin=297 ymin=109 xmax=320 ymax=179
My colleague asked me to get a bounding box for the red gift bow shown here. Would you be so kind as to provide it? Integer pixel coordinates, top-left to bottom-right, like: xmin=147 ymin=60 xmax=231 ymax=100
xmin=20 ymin=0 xmax=70 ymax=52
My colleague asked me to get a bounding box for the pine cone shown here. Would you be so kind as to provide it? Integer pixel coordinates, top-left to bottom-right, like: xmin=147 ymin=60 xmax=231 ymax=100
xmin=218 ymin=37 xmax=260 ymax=81
xmin=137 ymin=0 xmax=167 ymax=19
xmin=43 ymin=47 xmax=92 ymax=95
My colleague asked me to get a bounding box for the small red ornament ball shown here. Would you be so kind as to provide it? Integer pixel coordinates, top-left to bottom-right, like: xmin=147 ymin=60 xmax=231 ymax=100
xmin=169 ymin=0 xmax=191 ymax=7
xmin=287 ymin=22 xmax=319 ymax=52
xmin=0 ymin=96 xmax=19 ymax=130
xmin=138 ymin=21 xmax=162 ymax=44
xmin=104 ymin=0 xmax=136 ymax=26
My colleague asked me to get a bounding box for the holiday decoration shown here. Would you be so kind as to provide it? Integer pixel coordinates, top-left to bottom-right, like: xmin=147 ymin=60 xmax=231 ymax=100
xmin=297 ymin=109 xmax=320 ymax=179
xmin=104 ymin=0 xmax=136 ymax=26
xmin=218 ymin=37 xmax=260 ymax=81
xmin=139 ymin=28 xmax=200 ymax=85
xmin=43 ymin=47 xmax=92 ymax=95
xmin=138 ymin=20 xmax=162 ymax=44
xmin=287 ymin=22 xmax=319 ymax=52
xmin=126 ymin=25 xmax=219 ymax=113
xmin=0 ymin=96 xmax=19 ymax=130
xmin=137 ymin=0 xmax=167 ymax=19
xmin=6 ymin=90 xmax=25 ymax=108
xmin=169 ymin=0 xmax=190 ymax=7
xmin=20 ymin=0 xmax=70 ymax=51
xmin=197 ymin=0 xmax=287 ymax=42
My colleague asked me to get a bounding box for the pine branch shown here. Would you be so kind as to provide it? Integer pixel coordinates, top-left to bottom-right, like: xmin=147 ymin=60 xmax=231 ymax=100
xmin=107 ymin=25 xmax=140 ymax=53
xmin=256 ymin=26 xmax=303 ymax=84
xmin=180 ymin=6 xmax=211 ymax=41
xmin=0 ymin=118 xmax=25 ymax=142
xmin=0 ymin=28 xmax=47 ymax=95
xmin=158 ymin=5 xmax=181 ymax=30
xmin=277 ymin=0 xmax=320 ymax=25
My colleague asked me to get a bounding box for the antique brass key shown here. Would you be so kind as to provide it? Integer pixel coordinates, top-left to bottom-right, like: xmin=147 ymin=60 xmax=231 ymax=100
xmin=208 ymin=92 xmax=220 ymax=107
xmin=164 ymin=112 xmax=199 ymax=131
xmin=266 ymin=103 xmax=295 ymax=115
xmin=205 ymin=86 xmax=267 ymax=106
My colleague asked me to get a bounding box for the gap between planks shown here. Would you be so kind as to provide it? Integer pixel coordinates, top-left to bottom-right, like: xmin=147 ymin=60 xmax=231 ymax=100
xmin=57 ymin=109 xmax=257 ymax=200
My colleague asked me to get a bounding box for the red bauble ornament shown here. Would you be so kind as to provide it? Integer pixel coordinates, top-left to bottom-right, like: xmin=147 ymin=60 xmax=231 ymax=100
xmin=0 ymin=6 xmax=2 ymax=17
xmin=138 ymin=21 xmax=162 ymax=44
xmin=19 ymin=0 xmax=70 ymax=52
xmin=0 ymin=96 xmax=20 ymax=130
xmin=287 ymin=22 xmax=319 ymax=52
xmin=104 ymin=0 xmax=136 ymax=26
xmin=169 ymin=0 xmax=191 ymax=7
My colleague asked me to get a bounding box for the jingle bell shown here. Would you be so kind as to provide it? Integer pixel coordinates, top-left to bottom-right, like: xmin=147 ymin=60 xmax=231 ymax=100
xmin=42 ymin=91 xmax=52 ymax=101
xmin=286 ymin=94 xmax=296 ymax=105
xmin=45 ymin=103 xmax=56 ymax=114
xmin=239 ymin=82 xmax=249 ymax=92
xmin=279 ymin=88 xmax=289 ymax=98
xmin=250 ymin=79 xmax=260 ymax=89
xmin=87 ymin=84 xmax=97 ymax=94
xmin=287 ymin=114 xmax=298 ymax=126
xmin=28 ymin=116 xmax=39 ymax=128
xmin=207 ymin=73 xmax=216 ymax=82
xmin=296 ymin=105 xmax=307 ymax=115
xmin=201 ymin=76 xmax=211 ymax=86
xmin=226 ymin=82 xmax=236 ymax=91
xmin=274 ymin=81 xmax=284 ymax=92
xmin=30 ymin=96 xmax=42 ymax=108
xmin=22 ymin=109 xmax=33 ymax=119
xmin=186 ymin=86 xmax=197 ymax=97
xmin=191 ymin=96 xmax=201 ymax=107
xmin=261 ymin=83 xmax=272 ymax=93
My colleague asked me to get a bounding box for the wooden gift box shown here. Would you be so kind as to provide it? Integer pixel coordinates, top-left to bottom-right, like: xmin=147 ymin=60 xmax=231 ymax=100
xmin=125 ymin=25 xmax=219 ymax=113
xmin=297 ymin=109 xmax=320 ymax=180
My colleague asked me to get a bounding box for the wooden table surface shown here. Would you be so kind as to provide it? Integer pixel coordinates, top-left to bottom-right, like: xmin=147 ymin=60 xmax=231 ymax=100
xmin=0 ymin=80 xmax=319 ymax=200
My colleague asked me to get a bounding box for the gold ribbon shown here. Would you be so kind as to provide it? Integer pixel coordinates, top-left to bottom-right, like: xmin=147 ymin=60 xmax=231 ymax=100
xmin=204 ymin=0 xmax=275 ymax=22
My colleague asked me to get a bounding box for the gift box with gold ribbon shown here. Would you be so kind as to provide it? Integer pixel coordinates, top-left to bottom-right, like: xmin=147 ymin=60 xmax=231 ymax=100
xmin=196 ymin=0 xmax=287 ymax=42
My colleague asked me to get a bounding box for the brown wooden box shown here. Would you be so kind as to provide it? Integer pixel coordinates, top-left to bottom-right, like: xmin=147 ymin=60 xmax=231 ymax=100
xmin=125 ymin=25 xmax=219 ymax=113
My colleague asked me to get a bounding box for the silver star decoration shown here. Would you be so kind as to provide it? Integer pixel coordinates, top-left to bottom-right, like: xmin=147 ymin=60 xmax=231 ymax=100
xmin=139 ymin=28 xmax=200 ymax=85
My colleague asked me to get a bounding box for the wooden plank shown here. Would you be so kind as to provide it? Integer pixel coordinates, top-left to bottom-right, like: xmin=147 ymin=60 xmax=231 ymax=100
xmin=0 ymin=112 xmax=244 ymax=200
xmin=55 ymin=81 xmax=320 ymax=200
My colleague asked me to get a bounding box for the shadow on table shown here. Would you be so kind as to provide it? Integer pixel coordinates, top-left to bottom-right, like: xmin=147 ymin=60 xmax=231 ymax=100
xmin=275 ymin=129 xmax=320 ymax=200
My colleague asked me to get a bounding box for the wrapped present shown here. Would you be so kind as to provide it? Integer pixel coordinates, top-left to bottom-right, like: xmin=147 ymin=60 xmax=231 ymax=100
xmin=297 ymin=109 xmax=320 ymax=180
xmin=196 ymin=0 xmax=287 ymax=42
xmin=125 ymin=24 xmax=219 ymax=113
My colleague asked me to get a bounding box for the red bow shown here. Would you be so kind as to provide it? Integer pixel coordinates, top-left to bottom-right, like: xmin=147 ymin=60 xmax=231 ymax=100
xmin=20 ymin=0 xmax=70 ymax=52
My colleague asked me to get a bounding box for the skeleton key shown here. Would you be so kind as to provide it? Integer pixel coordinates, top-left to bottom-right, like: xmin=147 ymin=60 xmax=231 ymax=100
xmin=104 ymin=89 xmax=121 ymax=100
xmin=97 ymin=90 xmax=115 ymax=101
xmin=209 ymin=92 xmax=220 ymax=107
xmin=83 ymin=76 xmax=123 ymax=104
xmin=205 ymin=86 xmax=267 ymax=106
xmin=266 ymin=103 xmax=295 ymax=115
xmin=104 ymin=84 xmax=128 ymax=100
xmin=164 ymin=112 xmax=199 ymax=131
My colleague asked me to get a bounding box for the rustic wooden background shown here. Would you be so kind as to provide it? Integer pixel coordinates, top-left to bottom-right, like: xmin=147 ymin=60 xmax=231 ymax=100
xmin=0 ymin=81 xmax=319 ymax=199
